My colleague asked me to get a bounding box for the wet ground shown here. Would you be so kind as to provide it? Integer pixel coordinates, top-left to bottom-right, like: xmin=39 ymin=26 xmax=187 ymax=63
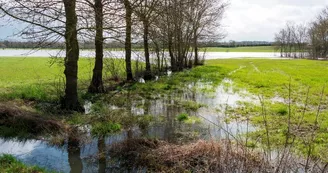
xmin=0 ymin=79 xmax=258 ymax=172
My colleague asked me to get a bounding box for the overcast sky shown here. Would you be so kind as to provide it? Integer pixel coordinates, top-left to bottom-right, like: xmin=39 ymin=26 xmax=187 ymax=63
xmin=221 ymin=0 xmax=328 ymax=41
xmin=1 ymin=0 xmax=328 ymax=41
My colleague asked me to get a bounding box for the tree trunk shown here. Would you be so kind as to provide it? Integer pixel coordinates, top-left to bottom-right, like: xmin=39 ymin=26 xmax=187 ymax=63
xmin=194 ymin=30 xmax=199 ymax=66
xmin=62 ymin=0 xmax=83 ymax=111
xmin=88 ymin=0 xmax=105 ymax=93
xmin=143 ymin=19 xmax=152 ymax=80
xmin=124 ymin=0 xmax=133 ymax=81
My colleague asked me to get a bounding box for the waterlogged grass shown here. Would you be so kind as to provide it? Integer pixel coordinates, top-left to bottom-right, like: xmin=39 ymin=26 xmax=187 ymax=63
xmin=177 ymin=113 xmax=189 ymax=122
xmin=202 ymin=46 xmax=275 ymax=52
xmin=133 ymin=65 xmax=228 ymax=96
xmin=91 ymin=122 xmax=121 ymax=136
xmin=207 ymin=59 xmax=328 ymax=100
xmin=0 ymin=154 xmax=54 ymax=173
xmin=205 ymin=59 xmax=328 ymax=160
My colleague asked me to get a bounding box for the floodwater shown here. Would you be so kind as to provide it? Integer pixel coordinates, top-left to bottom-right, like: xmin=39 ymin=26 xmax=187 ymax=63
xmin=0 ymin=49 xmax=282 ymax=59
xmin=0 ymin=79 xmax=257 ymax=172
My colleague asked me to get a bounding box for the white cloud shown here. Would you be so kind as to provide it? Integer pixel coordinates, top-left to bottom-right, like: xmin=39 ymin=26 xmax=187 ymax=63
xmin=222 ymin=0 xmax=328 ymax=41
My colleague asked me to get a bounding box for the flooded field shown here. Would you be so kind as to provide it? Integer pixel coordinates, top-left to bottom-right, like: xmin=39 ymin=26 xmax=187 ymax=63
xmin=0 ymin=79 xmax=257 ymax=172
xmin=0 ymin=49 xmax=282 ymax=59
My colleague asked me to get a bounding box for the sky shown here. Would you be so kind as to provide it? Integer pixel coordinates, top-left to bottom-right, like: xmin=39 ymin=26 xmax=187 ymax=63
xmin=1 ymin=0 xmax=328 ymax=42
xmin=221 ymin=0 xmax=328 ymax=41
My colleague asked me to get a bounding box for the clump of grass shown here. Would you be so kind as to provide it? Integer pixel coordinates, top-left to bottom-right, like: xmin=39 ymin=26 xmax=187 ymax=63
xmin=91 ymin=101 xmax=107 ymax=114
xmin=177 ymin=113 xmax=189 ymax=122
xmin=276 ymin=106 xmax=288 ymax=116
xmin=91 ymin=122 xmax=121 ymax=136
xmin=176 ymin=100 xmax=205 ymax=111
xmin=137 ymin=115 xmax=154 ymax=130
xmin=0 ymin=154 xmax=53 ymax=173
xmin=184 ymin=116 xmax=202 ymax=124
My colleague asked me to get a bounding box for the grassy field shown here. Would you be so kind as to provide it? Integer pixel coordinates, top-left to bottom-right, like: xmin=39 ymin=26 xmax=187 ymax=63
xmin=202 ymin=46 xmax=275 ymax=52
xmin=0 ymin=57 xmax=131 ymax=101
xmin=206 ymin=59 xmax=328 ymax=159
xmin=1 ymin=57 xmax=326 ymax=101
xmin=207 ymin=59 xmax=328 ymax=98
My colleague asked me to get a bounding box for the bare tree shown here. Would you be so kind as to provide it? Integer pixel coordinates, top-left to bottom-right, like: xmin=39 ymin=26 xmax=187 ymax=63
xmin=134 ymin=0 xmax=161 ymax=80
xmin=309 ymin=7 xmax=328 ymax=60
xmin=123 ymin=0 xmax=134 ymax=81
xmin=274 ymin=22 xmax=308 ymax=59
xmin=81 ymin=0 xmax=106 ymax=93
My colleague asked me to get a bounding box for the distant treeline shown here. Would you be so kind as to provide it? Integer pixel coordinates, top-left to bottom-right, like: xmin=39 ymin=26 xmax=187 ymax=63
xmin=199 ymin=41 xmax=273 ymax=47
xmin=0 ymin=40 xmax=273 ymax=49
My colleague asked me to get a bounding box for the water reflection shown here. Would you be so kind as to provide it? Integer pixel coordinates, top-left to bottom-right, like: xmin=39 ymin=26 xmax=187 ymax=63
xmin=98 ymin=137 xmax=106 ymax=173
xmin=68 ymin=135 xmax=83 ymax=173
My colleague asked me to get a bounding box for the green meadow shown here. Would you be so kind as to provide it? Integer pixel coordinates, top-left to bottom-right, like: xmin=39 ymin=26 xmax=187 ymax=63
xmin=1 ymin=57 xmax=327 ymax=102
xmin=0 ymin=57 xmax=132 ymax=101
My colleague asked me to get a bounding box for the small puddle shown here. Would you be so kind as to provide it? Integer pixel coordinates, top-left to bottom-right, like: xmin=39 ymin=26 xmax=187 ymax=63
xmin=0 ymin=78 xmax=258 ymax=172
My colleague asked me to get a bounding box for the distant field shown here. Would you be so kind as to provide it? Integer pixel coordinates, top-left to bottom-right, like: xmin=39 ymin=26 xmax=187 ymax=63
xmin=202 ymin=46 xmax=275 ymax=52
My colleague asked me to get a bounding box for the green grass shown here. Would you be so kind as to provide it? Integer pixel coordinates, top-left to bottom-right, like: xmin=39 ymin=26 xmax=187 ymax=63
xmin=202 ymin=46 xmax=275 ymax=52
xmin=0 ymin=57 xmax=132 ymax=101
xmin=206 ymin=59 xmax=328 ymax=99
xmin=1 ymin=56 xmax=328 ymax=161
xmin=205 ymin=59 xmax=328 ymax=160
xmin=0 ymin=154 xmax=54 ymax=173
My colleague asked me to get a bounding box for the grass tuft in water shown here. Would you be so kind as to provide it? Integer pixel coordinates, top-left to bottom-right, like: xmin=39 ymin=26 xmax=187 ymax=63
xmin=177 ymin=113 xmax=189 ymax=122
xmin=91 ymin=122 xmax=121 ymax=136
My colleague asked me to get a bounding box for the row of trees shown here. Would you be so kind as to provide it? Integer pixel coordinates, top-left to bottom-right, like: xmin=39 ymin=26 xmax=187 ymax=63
xmin=0 ymin=0 xmax=227 ymax=111
xmin=274 ymin=7 xmax=328 ymax=59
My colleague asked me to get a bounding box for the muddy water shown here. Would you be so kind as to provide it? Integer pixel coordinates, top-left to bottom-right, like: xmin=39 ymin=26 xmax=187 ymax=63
xmin=0 ymin=79 xmax=257 ymax=172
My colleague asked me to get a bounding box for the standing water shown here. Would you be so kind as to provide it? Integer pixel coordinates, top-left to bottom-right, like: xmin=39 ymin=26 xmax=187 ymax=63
xmin=0 ymin=79 xmax=257 ymax=172
xmin=0 ymin=49 xmax=282 ymax=59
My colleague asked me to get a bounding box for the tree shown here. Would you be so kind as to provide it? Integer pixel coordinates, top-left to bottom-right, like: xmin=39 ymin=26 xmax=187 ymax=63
xmin=309 ymin=7 xmax=328 ymax=60
xmin=123 ymin=0 xmax=134 ymax=81
xmin=84 ymin=0 xmax=106 ymax=93
xmin=62 ymin=0 xmax=83 ymax=111
xmin=135 ymin=0 xmax=161 ymax=80
xmin=274 ymin=22 xmax=308 ymax=59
